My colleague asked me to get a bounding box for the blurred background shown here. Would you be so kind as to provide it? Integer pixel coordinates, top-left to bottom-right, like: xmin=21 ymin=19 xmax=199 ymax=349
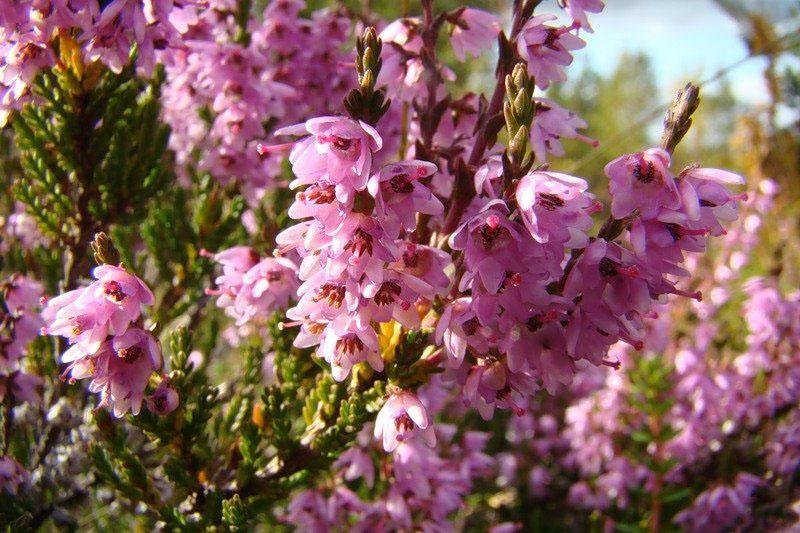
xmin=544 ymin=0 xmax=800 ymax=182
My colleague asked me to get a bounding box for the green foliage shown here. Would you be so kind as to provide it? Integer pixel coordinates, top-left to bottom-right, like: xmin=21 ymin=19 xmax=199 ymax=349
xmin=12 ymin=59 xmax=169 ymax=258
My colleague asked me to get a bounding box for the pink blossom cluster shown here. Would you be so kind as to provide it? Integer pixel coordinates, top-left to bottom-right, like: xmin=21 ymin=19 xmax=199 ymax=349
xmin=434 ymin=149 xmax=744 ymax=422
xmin=377 ymin=8 xmax=500 ymax=104
xmin=517 ymin=13 xmax=585 ymax=89
xmin=674 ymin=473 xmax=763 ymax=531
xmin=0 ymin=203 xmax=49 ymax=253
xmin=41 ymin=265 xmax=176 ymax=417
xmin=202 ymin=246 xmax=299 ymax=341
xmin=160 ymin=0 xmax=352 ymax=202
xmin=0 ymin=0 xmax=201 ymax=125
xmin=285 ymin=421 xmax=493 ymax=531
xmin=272 ymin=116 xmax=449 ymax=390
xmin=0 ymin=274 xmax=44 ymax=405
xmin=530 ymin=97 xmax=598 ymax=163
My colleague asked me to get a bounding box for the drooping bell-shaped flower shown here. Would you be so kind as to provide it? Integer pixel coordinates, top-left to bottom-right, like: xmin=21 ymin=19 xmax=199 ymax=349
xmin=374 ymin=390 xmax=436 ymax=452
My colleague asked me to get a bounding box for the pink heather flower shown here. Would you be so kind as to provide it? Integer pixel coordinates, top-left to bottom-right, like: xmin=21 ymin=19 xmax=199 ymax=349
xmin=275 ymin=116 xmax=383 ymax=202
xmin=4 ymin=274 xmax=42 ymax=315
xmin=0 ymin=456 xmax=26 ymax=495
xmin=516 ymin=170 xmax=595 ymax=248
xmin=0 ymin=370 xmax=42 ymax=404
xmin=474 ymin=155 xmax=503 ymax=198
xmin=368 ymin=160 xmax=443 ymax=235
xmin=624 ymin=167 xmax=745 ymax=286
xmin=204 ymin=246 xmax=260 ymax=298
xmin=0 ymin=36 xmax=56 ymax=126
xmin=285 ymin=424 xmax=494 ymax=530
xmin=0 ymin=207 xmax=43 ymax=252
xmin=560 ymin=0 xmax=605 ymax=32
xmin=767 ymin=410 xmax=800 ymax=476
xmin=678 ymin=166 xmax=746 ymax=236
xmin=83 ymin=0 xmax=199 ymax=75
xmin=318 ymin=317 xmax=382 ymax=381
xmin=674 ymin=473 xmax=762 ymax=531
xmin=0 ymin=1 xmax=202 ymax=124
xmin=375 ymin=18 xmax=457 ymax=103
xmin=357 ymin=273 xmax=423 ymax=330
xmin=327 ymin=487 xmax=368 ymax=525
xmin=146 ymin=376 xmax=179 ymax=415
xmin=3 ymin=203 xmax=48 ymax=251
xmin=564 ymin=240 xmax=651 ymax=335
xmin=374 ymin=390 xmax=436 ymax=452
xmin=435 ymin=297 xmax=491 ymax=366
xmin=205 ymin=247 xmax=299 ymax=329
xmin=528 ymin=465 xmax=553 ymax=496
xmin=65 ymin=327 xmax=162 ymax=418
xmin=290 ymin=273 xmax=359 ymax=323
xmin=530 ymin=98 xmax=597 ymax=162
xmin=449 ymin=201 xmax=528 ymax=294
xmin=42 ymin=265 xmax=154 ymax=352
xmin=162 ymin=0 xmax=353 ymax=199
xmin=582 ymin=241 xmax=650 ymax=317
xmin=517 ymin=15 xmax=585 ymax=90
xmin=449 ymin=8 xmax=501 ymax=61
xmin=628 ymin=217 xmax=705 ymax=277
xmin=377 ymin=19 xmax=425 ymax=102
xmin=2 ymin=275 xmax=44 ymax=363
xmin=463 ymin=358 xmax=534 ymax=418
xmin=741 ymin=277 xmax=785 ymax=345
xmin=391 ymin=243 xmax=451 ymax=299
xmin=292 ymin=321 xmax=327 ymax=350
xmin=233 ymin=257 xmax=299 ymax=325
xmin=288 ymin=181 xmax=348 ymax=229
xmin=605 ymin=147 xmax=680 ymax=220
xmin=334 ymin=447 xmax=375 ymax=488
xmin=284 ymin=490 xmax=332 ymax=531
xmin=328 ymin=213 xmax=396 ymax=285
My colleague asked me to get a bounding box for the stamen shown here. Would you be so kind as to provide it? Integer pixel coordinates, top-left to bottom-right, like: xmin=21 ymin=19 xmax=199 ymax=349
xmin=256 ymin=142 xmax=294 ymax=155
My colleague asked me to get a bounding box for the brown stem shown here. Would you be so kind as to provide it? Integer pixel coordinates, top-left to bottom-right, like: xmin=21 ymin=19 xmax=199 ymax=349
xmin=649 ymin=414 xmax=664 ymax=533
xmin=419 ymin=0 xmax=445 ymax=149
xmin=411 ymin=1 xmax=448 ymax=244
xmin=441 ymin=5 xmax=532 ymax=234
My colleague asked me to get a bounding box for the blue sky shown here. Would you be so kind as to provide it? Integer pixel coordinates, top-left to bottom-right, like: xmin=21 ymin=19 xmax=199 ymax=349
xmin=548 ymin=0 xmax=773 ymax=104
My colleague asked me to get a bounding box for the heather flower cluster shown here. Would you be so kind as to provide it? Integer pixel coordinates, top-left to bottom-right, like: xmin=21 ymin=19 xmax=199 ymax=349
xmin=0 ymin=274 xmax=44 ymax=496
xmin=41 ymin=264 xmax=174 ymax=417
xmin=286 ymin=421 xmax=494 ymax=531
xmin=161 ymin=0 xmax=352 ymax=202
xmin=202 ymin=245 xmax=299 ymax=341
xmin=0 ymin=0 xmax=201 ymax=125
xmin=202 ymin=0 xmax=744 ymax=457
xmin=1 ymin=274 xmax=44 ymax=406
xmin=0 ymin=203 xmax=49 ymax=253
xmin=434 ymin=140 xmax=744 ymax=426
xmin=269 ymin=115 xmax=449 ymax=447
